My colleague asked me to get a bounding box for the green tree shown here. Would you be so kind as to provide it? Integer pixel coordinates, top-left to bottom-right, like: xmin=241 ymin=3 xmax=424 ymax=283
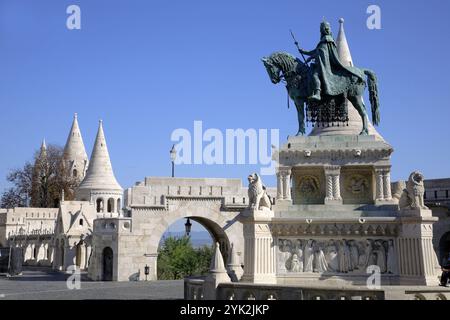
xmin=157 ymin=236 xmax=214 ymax=280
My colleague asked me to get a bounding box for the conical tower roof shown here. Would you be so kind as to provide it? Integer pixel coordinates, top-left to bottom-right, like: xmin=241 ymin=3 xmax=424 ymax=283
xmin=309 ymin=18 xmax=383 ymax=140
xmin=78 ymin=120 xmax=122 ymax=192
xmin=63 ymin=113 xmax=88 ymax=163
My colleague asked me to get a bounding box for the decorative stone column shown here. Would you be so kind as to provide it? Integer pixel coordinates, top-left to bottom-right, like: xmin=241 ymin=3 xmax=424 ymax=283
xmin=374 ymin=167 xmax=385 ymax=202
xmin=282 ymin=169 xmax=292 ymax=201
xmin=276 ymin=170 xmax=283 ymax=200
xmin=324 ymin=166 xmax=342 ymax=204
xmin=240 ymin=209 xmax=276 ymax=284
xmin=375 ymin=166 xmax=393 ymax=203
xmin=382 ymin=168 xmax=392 ymax=201
xmin=277 ymin=167 xmax=292 ymax=202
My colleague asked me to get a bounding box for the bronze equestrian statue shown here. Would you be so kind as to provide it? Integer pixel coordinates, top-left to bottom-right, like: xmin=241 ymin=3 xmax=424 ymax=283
xmin=262 ymin=20 xmax=380 ymax=136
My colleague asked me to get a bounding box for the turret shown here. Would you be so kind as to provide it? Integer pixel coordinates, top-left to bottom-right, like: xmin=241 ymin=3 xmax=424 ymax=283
xmin=76 ymin=120 xmax=123 ymax=215
xmin=63 ymin=113 xmax=89 ymax=180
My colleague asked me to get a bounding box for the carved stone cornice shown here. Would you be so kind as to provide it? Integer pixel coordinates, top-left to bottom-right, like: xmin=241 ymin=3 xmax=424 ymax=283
xmin=270 ymin=221 xmax=400 ymax=237
xmin=278 ymin=148 xmax=393 ymax=167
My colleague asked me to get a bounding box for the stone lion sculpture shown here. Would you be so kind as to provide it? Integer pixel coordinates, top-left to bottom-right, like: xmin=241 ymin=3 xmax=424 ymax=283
xmin=396 ymin=171 xmax=428 ymax=210
xmin=248 ymin=173 xmax=272 ymax=210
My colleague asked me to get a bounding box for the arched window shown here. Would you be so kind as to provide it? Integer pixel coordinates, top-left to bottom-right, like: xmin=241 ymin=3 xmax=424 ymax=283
xmin=79 ymin=219 xmax=84 ymax=226
xmin=117 ymin=198 xmax=121 ymax=213
xmin=107 ymin=198 xmax=115 ymax=213
xmin=96 ymin=198 xmax=104 ymax=213
xmin=73 ymin=169 xmax=78 ymax=177
xmin=33 ymin=247 xmax=37 ymax=259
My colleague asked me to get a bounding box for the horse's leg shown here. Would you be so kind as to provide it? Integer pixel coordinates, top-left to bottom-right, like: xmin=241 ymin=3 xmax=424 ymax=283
xmin=294 ymin=97 xmax=306 ymax=136
xmin=348 ymin=93 xmax=369 ymax=135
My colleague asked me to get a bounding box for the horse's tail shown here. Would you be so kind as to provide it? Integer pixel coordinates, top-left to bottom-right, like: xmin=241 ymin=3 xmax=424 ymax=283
xmin=364 ymin=69 xmax=380 ymax=126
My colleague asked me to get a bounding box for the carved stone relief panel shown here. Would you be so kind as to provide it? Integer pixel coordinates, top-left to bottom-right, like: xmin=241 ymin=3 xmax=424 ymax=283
xmin=292 ymin=168 xmax=325 ymax=205
xmin=276 ymin=237 xmax=398 ymax=276
xmin=341 ymin=168 xmax=373 ymax=204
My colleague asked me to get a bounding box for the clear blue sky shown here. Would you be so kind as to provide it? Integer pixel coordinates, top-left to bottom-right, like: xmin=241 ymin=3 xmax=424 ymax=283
xmin=1 ymin=0 xmax=449 ymax=206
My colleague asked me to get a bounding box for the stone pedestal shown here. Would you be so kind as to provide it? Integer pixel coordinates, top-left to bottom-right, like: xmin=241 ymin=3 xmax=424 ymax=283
xmin=279 ymin=135 xmax=393 ymax=205
xmin=397 ymin=209 xmax=441 ymax=286
xmin=240 ymin=208 xmax=276 ymax=284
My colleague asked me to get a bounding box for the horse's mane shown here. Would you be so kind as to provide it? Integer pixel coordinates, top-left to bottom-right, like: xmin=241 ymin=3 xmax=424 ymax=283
xmin=268 ymin=51 xmax=299 ymax=73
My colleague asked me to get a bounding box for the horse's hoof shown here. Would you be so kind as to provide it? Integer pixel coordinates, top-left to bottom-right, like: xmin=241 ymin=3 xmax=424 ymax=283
xmin=359 ymin=130 xmax=369 ymax=136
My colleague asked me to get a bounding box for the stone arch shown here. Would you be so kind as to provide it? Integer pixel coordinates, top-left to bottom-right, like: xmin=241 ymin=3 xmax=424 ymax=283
xmin=439 ymin=231 xmax=450 ymax=263
xmin=76 ymin=241 xmax=85 ymax=269
xmin=148 ymin=200 xmax=243 ymax=280
xmin=436 ymin=293 xmax=447 ymax=301
xmin=96 ymin=198 xmax=104 ymax=213
xmin=414 ymin=293 xmax=426 ymax=300
xmin=102 ymin=247 xmax=114 ymax=281
xmin=107 ymin=198 xmax=115 ymax=213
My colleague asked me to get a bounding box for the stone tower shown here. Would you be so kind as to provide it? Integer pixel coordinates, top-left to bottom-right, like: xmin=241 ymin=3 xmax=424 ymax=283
xmin=76 ymin=120 xmax=123 ymax=215
xmin=63 ymin=113 xmax=89 ymax=181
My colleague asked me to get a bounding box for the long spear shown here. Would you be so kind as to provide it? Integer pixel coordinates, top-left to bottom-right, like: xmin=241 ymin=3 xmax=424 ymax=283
xmin=290 ymin=29 xmax=307 ymax=63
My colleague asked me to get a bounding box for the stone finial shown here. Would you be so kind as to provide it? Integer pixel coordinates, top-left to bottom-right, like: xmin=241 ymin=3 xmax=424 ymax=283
xmin=227 ymin=243 xmax=243 ymax=282
xmin=205 ymin=242 xmax=231 ymax=299
xmin=336 ymin=17 xmax=353 ymax=67
xmin=210 ymin=242 xmax=227 ymax=273
xmin=228 ymin=243 xmax=239 ymax=266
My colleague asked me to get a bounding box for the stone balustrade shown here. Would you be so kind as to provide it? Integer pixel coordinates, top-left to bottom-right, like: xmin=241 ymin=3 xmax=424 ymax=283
xmin=184 ymin=277 xmax=385 ymax=300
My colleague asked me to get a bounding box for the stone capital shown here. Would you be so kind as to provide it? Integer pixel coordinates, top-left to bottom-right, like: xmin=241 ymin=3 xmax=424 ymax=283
xmin=324 ymin=165 xmax=341 ymax=176
xmin=278 ymin=167 xmax=292 ymax=177
xmin=374 ymin=165 xmax=390 ymax=173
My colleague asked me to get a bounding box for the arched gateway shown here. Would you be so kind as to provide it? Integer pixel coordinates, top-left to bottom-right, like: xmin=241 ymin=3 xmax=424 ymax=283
xmin=87 ymin=177 xmax=273 ymax=282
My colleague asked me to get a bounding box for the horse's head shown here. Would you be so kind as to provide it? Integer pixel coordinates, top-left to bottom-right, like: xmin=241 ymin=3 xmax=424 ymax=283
xmin=262 ymin=52 xmax=299 ymax=85
xmin=262 ymin=56 xmax=282 ymax=84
